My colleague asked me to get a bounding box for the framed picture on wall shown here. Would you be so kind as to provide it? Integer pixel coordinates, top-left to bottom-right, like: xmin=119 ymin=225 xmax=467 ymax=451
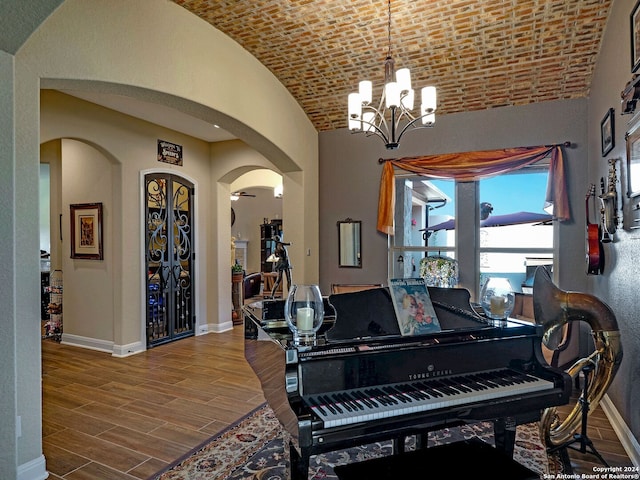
xmin=632 ymin=0 xmax=640 ymax=72
xmin=70 ymin=203 xmax=104 ymax=260
xmin=601 ymin=108 xmax=615 ymax=157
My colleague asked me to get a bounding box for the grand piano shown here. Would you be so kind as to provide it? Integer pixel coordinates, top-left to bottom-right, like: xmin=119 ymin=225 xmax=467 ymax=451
xmin=244 ymin=286 xmax=571 ymax=479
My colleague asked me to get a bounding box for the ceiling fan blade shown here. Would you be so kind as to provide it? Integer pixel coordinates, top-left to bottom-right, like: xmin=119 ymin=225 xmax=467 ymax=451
xmin=231 ymin=191 xmax=257 ymax=198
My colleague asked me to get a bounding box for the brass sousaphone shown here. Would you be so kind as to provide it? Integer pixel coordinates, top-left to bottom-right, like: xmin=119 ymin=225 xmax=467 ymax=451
xmin=533 ymin=267 xmax=623 ymax=447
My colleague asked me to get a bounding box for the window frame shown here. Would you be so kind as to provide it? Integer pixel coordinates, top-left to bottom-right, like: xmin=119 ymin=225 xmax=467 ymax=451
xmin=390 ymin=164 xmax=554 ymax=301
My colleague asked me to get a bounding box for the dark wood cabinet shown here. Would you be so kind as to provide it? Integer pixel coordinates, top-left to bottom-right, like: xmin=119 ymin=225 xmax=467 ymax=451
xmin=260 ymin=220 xmax=283 ymax=273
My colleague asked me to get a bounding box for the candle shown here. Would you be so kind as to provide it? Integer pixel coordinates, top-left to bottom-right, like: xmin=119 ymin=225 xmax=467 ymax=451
xmin=296 ymin=307 xmax=314 ymax=331
xmin=490 ymin=295 xmax=506 ymax=317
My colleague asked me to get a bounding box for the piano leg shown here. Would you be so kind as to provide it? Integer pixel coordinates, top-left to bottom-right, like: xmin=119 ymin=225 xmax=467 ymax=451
xmin=493 ymin=417 xmax=517 ymax=457
xmin=392 ymin=436 xmax=406 ymax=454
xmin=415 ymin=431 xmax=428 ymax=449
xmin=289 ymin=441 xmax=310 ymax=480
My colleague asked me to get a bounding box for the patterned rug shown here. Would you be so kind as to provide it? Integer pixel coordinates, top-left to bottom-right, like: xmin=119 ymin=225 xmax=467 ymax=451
xmin=150 ymin=403 xmax=562 ymax=480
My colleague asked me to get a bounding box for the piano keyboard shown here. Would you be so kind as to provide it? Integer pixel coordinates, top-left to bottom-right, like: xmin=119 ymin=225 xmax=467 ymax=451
xmin=304 ymin=368 xmax=554 ymax=428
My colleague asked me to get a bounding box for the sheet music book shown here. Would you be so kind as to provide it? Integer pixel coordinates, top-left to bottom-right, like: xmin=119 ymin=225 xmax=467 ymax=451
xmin=389 ymin=278 xmax=441 ymax=336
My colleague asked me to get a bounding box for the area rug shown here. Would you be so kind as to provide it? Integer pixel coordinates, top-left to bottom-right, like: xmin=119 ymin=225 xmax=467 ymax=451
xmin=151 ymin=403 xmax=562 ymax=480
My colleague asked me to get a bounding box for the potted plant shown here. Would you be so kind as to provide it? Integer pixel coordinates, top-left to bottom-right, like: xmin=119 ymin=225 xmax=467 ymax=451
xmin=231 ymin=262 xmax=244 ymax=282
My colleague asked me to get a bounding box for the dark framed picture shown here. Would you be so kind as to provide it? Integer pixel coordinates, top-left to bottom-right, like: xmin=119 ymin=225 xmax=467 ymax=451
xmin=601 ymin=108 xmax=615 ymax=157
xmin=70 ymin=203 xmax=104 ymax=260
xmin=632 ymin=0 xmax=640 ymax=72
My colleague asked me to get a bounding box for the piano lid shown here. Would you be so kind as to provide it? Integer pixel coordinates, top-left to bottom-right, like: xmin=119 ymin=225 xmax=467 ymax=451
xmin=244 ymin=286 xmax=537 ymax=348
xmin=325 ymin=286 xmax=490 ymax=342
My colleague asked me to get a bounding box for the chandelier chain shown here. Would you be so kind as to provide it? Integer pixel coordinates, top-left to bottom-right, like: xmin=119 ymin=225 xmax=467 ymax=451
xmin=387 ymin=0 xmax=392 ymax=59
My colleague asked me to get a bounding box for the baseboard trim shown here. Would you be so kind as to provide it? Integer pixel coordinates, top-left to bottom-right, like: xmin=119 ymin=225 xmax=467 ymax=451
xmin=601 ymin=394 xmax=640 ymax=467
xmin=198 ymin=321 xmax=234 ymax=334
xmin=62 ymin=326 xmax=236 ymax=356
xmin=18 ymin=454 xmax=48 ymax=480
xmin=112 ymin=341 xmax=145 ymax=357
xmin=61 ymin=333 xmax=113 ymax=353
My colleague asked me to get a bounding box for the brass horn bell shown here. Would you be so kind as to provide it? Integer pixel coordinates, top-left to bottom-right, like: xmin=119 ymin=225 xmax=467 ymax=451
xmin=532 ymin=267 xmax=623 ymax=447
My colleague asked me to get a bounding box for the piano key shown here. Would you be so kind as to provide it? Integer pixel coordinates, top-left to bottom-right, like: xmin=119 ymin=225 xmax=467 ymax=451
xmin=308 ymin=396 xmax=327 ymax=416
xmin=304 ymin=368 xmax=555 ymax=429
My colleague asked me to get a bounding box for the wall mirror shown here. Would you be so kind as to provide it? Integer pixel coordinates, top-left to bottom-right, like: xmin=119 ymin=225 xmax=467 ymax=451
xmin=626 ymin=119 xmax=640 ymax=198
xmin=338 ymin=219 xmax=362 ymax=268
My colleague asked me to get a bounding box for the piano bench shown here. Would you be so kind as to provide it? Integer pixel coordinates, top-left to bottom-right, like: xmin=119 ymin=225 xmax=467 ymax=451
xmin=333 ymin=438 xmax=539 ymax=480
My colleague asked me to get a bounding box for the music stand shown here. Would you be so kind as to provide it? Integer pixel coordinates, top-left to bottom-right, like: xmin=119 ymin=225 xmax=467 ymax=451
xmin=547 ymin=363 xmax=609 ymax=467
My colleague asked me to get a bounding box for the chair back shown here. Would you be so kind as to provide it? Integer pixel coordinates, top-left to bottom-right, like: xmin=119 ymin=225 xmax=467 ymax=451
xmin=330 ymin=283 xmax=384 ymax=294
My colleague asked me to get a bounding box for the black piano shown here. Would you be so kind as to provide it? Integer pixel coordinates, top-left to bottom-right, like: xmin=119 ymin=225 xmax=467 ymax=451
xmin=244 ymin=286 xmax=571 ymax=479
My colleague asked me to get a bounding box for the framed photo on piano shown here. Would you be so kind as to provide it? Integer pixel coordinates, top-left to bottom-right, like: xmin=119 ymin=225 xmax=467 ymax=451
xmin=389 ymin=278 xmax=441 ymax=336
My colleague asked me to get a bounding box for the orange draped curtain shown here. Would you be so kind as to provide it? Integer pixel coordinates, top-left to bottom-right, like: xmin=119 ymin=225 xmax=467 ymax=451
xmin=377 ymin=144 xmax=570 ymax=234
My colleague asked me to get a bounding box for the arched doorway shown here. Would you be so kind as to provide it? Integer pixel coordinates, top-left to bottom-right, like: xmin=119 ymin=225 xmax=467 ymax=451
xmin=145 ymin=173 xmax=195 ymax=346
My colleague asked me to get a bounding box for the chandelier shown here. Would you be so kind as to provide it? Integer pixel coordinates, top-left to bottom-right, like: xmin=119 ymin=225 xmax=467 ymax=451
xmin=347 ymin=0 xmax=437 ymax=150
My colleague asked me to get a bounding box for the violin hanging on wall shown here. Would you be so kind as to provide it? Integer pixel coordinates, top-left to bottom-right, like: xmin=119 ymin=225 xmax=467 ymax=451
xmin=586 ymin=184 xmax=604 ymax=275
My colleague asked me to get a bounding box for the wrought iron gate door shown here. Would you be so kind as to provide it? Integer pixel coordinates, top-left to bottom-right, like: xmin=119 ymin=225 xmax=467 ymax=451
xmin=145 ymin=174 xmax=195 ymax=346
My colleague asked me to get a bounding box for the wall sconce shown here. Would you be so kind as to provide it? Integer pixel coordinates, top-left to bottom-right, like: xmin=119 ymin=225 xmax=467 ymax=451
xmin=274 ymin=184 xmax=283 ymax=198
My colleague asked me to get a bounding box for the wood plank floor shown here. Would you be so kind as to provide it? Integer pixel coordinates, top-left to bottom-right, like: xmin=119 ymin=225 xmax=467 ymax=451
xmin=42 ymin=326 xmax=633 ymax=479
xmin=554 ymin=385 xmax=634 ymax=474
xmin=42 ymin=326 xmax=265 ymax=480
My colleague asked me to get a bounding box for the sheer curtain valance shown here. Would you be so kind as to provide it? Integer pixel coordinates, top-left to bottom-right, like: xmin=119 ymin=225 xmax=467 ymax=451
xmin=377 ymin=144 xmax=570 ymax=234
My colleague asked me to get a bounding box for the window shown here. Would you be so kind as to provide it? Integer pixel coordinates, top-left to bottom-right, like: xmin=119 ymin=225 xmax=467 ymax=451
xmin=478 ymin=170 xmax=553 ymax=294
xmin=391 ymin=167 xmax=553 ymax=299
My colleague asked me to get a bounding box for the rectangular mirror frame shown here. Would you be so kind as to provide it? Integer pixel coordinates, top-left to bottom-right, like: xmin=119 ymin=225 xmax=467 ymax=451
xmin=337 ymin=219 xmax=362 ymax=268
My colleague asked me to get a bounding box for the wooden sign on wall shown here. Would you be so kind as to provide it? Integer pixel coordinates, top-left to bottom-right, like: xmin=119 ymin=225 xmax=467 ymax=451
xmin=157 ymin=140 xmax=183 ymax=166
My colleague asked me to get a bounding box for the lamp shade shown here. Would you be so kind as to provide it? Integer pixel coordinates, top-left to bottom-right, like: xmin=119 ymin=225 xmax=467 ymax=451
xmin=401 ymin=88 xmax=415 ymax=110
xmin=348 ymin=92 xmax=362 ymax=130
xmin=421 ymin=86 xmax=437 ymax=112
xmin=396 ymin=68 xmax=411 ymax=93
xmin=385 ymin=82 xmax=400 ymax=108
xmin=348 ymin=93 xmax=362 ymax=119
xmin=359 ymin=80 xmax=372 ymax=104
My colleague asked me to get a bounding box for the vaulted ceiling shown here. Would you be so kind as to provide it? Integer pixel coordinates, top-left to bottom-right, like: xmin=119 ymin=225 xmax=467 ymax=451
xmin=174 ymin=0 xmax=613 ymax=132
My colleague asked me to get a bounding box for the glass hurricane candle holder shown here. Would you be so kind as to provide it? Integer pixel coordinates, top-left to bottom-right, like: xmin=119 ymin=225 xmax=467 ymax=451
xmin=284 ymin=284 xmax=324 ymax=346
xmin=480 ymin=277 xmax=515 ymax=324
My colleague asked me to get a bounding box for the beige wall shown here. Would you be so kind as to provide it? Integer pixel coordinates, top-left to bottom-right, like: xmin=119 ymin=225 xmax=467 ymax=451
xmin=41 ymin=90 xmax=216 ymax=350
xmin=39 ymin=89 xmax=319 ymax=350
xmin=5 ymin=0 xmax=319 ymax=477
xmin=60 ymin=139 xmax=115 ymax=342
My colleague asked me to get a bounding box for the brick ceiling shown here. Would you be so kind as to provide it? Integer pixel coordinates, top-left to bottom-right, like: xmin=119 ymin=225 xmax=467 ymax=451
xmin=173 ymin=0 xmax=612 ymax=132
